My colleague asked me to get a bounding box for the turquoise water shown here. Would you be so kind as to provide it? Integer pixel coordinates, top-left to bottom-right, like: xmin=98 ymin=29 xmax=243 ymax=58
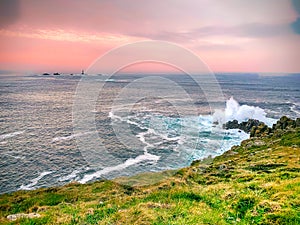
xmin=0 ymin=73 xmax=299 ymax=193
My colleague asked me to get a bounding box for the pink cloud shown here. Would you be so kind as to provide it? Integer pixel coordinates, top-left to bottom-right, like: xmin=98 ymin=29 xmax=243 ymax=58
xmin=0 ymin=0 xmax=300 ymax=73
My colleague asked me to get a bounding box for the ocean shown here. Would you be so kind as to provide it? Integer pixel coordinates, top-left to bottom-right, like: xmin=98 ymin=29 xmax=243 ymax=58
xmin=0 ymin=73 xmax=299 ymax=194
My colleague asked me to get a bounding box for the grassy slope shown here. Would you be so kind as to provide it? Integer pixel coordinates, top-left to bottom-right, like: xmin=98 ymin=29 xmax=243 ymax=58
xmin=0 ymin=128 xmax=299 ymax=225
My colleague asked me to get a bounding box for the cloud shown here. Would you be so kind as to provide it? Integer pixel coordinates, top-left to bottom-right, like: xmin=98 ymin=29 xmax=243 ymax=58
xmin=0 ymin=0 xmax=20 ymax=28
xmin=0 ymin=28 xmax=138 ymax=44
xmin=1 ymin=0 xmax=299 ymax=73
xmin=195 ymin=43 xmax=242 ymax=51
xmin=291 ymin=0 xmax=300 ymax=34
xmin=291 ymin=0 xmax=300 ymax=14
xmin=291 ymin=18 xmax=300 ymax=34
xmin=9 ymin=0 xmax=296 ymax=37
xmin=191 ymin=23 xmax=290 ymax=38
xmin=128 ymin=23 xmax=291 ymax=44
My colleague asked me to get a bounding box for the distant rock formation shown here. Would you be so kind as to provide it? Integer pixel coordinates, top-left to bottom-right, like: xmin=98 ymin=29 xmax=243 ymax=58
xmin=42 ymin=73 xmax=50 ymax=75
xmin=53 ymin=72 xmax=60 ymax=75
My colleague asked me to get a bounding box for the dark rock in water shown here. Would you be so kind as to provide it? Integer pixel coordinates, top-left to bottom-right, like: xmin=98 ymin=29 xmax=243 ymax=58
xmin=223 ymin=119 xmax=264 ymax=133
xmin=53 ymin=72 xmax=60 ymax=75
xmin=42 ymin=73 xmax=50 ymax=75
xmin=223 ymin=120 xmax=239 ymax=129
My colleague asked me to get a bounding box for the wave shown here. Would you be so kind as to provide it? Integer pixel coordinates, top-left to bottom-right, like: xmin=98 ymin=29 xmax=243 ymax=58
xmin=290 ymin=102 xmax=300 ymax=116
xmin=52 ymin=131 xmax=95 ymax=142
xmin=78 ymin=153 xmax=160 ymax=184
xmin=2 ymin=151 xmax=25 ymax=160
xmin=77 ymin=97 xmax=276 ymax=183
xmin=214 ymin=97 xmax=276 ymax=126
xmin=0 ymin=131 xmax=24 ymax=140
xmin=19 ymin=171 xmax=53 ymax=190
xmin=58 ymin=169 xmax=81 ymax=182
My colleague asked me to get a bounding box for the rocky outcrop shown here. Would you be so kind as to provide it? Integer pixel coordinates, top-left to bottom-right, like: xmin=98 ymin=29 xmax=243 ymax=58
xmin=223 ymin=119 xmax=265 ymax=133
xmin=224 ymin=116 xmax=300 ymax=138
xmin=250 ymin=123 xmax=271 ymax=137
xmin=250 ymin=116 xmax=300 ymax=137
xmin=272 ymin=116 xmax=300 ymax=130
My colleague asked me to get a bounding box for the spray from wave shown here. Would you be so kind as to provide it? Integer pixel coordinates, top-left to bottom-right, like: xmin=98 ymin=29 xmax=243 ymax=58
xmin=214 ymin=97 xmax=276 ymax=127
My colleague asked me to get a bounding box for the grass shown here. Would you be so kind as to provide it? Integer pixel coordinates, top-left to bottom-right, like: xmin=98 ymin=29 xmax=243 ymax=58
xmin=0 ymin=128 xmax=299 ymax=224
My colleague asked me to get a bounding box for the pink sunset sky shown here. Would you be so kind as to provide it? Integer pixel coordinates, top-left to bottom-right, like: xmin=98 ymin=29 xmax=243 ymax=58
xmin=1 ymin=0 xmax=300 ymax=74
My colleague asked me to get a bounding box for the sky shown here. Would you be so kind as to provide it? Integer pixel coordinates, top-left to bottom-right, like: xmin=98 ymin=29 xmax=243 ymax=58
xmin=0 ymin=0 xmax=300 ymax=74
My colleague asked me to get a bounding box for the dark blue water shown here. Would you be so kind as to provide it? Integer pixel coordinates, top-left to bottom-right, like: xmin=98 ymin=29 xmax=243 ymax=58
xmin=0 ymin=73 xmax=299 ymax=193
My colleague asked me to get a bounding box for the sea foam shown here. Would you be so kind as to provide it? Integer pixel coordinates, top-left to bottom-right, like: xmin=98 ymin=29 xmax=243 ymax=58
xmin=0 ymin=131 xmax=24 ymax=140
xmin=78 ymin=153 xmax=160 ymax=183
xmin=19 ymin=171 xmax=53 ymax=190
xmin=214 ymin=97 xmax=276 ymax=127
xmin=52 ymin=131 xmax=95 ymax=142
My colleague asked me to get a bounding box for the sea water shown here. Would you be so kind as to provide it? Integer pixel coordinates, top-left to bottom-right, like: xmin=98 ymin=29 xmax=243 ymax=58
xmin=0 ymin=73 xmax=299 ymax=193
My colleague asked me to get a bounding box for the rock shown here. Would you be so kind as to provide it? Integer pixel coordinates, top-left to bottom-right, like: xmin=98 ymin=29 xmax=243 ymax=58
xmin=250 ymin=124 xmax=271 ymax=137
xmin=42 ymin=73 xmax=50 ymax=75
xmin=87 ymin=208 xmax=94 ymax=215
xmin=295 ymin=118 xmax=300 ymax=127
xmin=225 ymin=117 xmax=299 ymax=138
xmin=224 ymin=119 xmax=265 ymax=133
xmin=223 ymin=120 xmax=239 ymax=129
xmin=272 ymin=116 xmax=296 ymax=130
xmin=7 ymin=213 xmax=41 ymax=221
xmin=218 ymin=164 xmax=227 ymax=170
xmin=253 ymin=140 xmax=265 ymax=146
xmin=225 ymin=150 xmax=238 ymax=156
xmin=37 ymin=206 xmax=48 ymax=212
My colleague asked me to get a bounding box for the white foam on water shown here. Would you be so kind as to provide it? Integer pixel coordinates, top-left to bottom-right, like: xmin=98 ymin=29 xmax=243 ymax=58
xmin=78 ymin=153 xmax=160 ymax=183
xmin=19 ymin=171 xmax=53 ymax=190
xmin=100 ymin=98 xmax=276 ymax=180
xmin=290 ymin=102 xmax=300 ymax=116
xmin=214 ymin=97 xmax=276 ymax=127
xmin=0 ymin=131 xmax=24 ymax=140
xmin=105 ymin=79 xmax=115 ymax=82
xmin=2 ymin=152 xmax=25 ymax=160
xmin=79 ymin=111 xmax=161 ymax=183
xmin=219 ymin=129 xmax=249 ymax=152
xmin=108 ymin=111 xmax=127 ymax=123
xmin=52 ymin=131 xmax=95 ymax=142
xmin=58 ymin=170 xmax=81 ymax=182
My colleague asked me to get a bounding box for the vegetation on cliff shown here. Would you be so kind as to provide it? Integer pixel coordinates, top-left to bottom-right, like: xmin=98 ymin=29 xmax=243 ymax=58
xmin=0 ymin=117 xmax=299 ymax=224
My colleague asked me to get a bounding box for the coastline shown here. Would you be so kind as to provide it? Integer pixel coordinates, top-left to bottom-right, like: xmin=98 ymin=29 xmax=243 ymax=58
xmin=1 ymin=116 xmax=299 ymax=224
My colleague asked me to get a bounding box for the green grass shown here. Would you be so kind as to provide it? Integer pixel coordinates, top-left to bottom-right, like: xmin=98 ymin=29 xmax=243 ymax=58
xmin=0 ymin=127 xmax=299 ymax=224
